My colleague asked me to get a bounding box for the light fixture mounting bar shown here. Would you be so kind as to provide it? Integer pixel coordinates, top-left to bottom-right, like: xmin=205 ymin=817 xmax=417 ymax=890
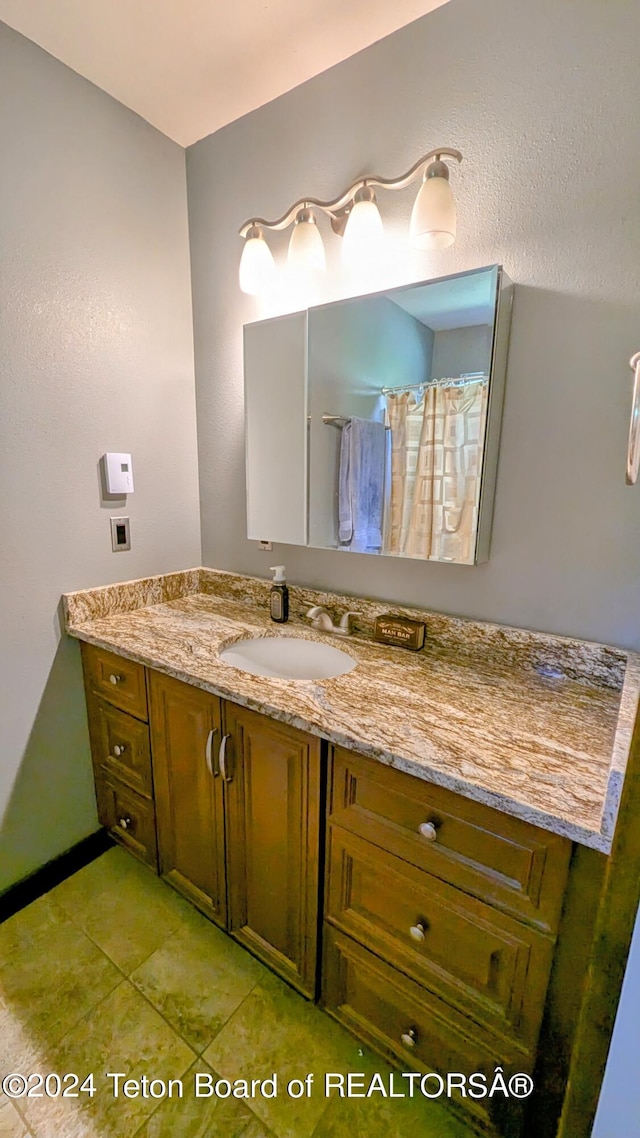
xmin=238 ymin=147 xmax=462 ymax=237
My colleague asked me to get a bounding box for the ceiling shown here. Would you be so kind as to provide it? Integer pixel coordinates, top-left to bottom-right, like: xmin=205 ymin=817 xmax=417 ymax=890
xmin=390 ymin=269 xmax=497 ymax=331
xmin=0 ymin=0 xmax=450 ymax=147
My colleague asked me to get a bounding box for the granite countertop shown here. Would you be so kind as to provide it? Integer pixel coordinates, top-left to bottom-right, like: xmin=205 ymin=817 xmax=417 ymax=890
xmin=63 ymin=568 xmax=640 ymax=853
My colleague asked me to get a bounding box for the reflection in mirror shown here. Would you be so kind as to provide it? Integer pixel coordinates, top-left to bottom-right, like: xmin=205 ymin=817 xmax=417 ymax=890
xmin=244 ymin=265 xmax=512 ymax=565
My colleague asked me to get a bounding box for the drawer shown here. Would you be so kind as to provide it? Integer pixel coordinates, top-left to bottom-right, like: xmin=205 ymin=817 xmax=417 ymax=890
xmin=101 ymin=777 xmax=158 ymax=870
xmin=329 ymin=747 xmax=571 ymax=932
xmin=323 ymin=927 xmax=528 ymax=1138
xmin=82 ymin=642 xmax=148 ymax=721
xmin=92 ymin=700 xmax=152 ymax=798
xmin=326 ymin=827 xmax=553 ymax=1051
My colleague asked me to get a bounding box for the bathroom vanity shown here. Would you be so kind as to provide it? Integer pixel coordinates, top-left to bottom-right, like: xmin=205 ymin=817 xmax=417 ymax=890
xmin=64 ymin=568 xmax=640 ymax=1138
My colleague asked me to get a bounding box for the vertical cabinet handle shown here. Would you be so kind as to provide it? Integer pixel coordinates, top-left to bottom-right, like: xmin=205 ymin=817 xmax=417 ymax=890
xmin=219 ymin=734 xmax=233 ymax=783
xmin=205 ymin=728 xmax=219 ymax=777
xmin=627 ymin=351 xmax=640 ymax=485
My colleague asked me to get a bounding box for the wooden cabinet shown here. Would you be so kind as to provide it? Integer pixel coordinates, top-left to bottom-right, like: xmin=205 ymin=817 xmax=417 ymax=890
xmin=149 ymin=671 xmax=227 ymax=926
xmin=326 ymin=826 xmax=554 ymax=1050
xmin=148 ymin=672 xmax=321 ymax=994
xmin=81 ymin=643 xmax=577 ymax=1136
xmin=101 ymin=776 xmax=158 ymax=868
xmin=83 ymin=643 xmax=148 ymax=720
xmin=322 ymin=746 xmax=573 ymax=1137
xmin=224 ymin=703 xmax=322 ymax=996
xmin=328 ymin=747 xmax=571 ymax=933
xmin=323 ymin=927 xmax=527 ymax=1138
xmin=81 ymin=643 xmax=158 ymax=870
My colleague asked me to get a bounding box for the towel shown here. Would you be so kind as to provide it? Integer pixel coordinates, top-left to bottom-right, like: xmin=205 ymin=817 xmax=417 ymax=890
xmin=338 ymin=417 xmax=386 ymax=552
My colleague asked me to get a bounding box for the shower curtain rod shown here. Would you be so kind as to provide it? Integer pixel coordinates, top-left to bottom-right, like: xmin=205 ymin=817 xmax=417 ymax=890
xmin=321 ymin=371 xmax=488 ymax=428
xmin=381 ymin=372 xmax=488 ymax=395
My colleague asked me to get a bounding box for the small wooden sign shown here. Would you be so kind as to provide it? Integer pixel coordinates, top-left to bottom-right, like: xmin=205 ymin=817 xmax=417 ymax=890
xmin=374 ymin=614 xmax=426 ymax=651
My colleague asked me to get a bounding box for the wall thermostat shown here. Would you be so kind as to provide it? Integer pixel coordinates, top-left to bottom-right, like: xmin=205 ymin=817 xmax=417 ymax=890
xmin=103 ymin=452 xmax=134 ymax=494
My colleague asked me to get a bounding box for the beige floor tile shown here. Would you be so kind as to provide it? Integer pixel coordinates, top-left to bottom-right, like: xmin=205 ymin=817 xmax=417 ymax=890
xmin=203 ymin=972 xmax=366 ymax=1138
xmin=48 ymin=848 xmax=140 ymax=915
xmin=131 ymin=906 xmax=267 ymax=1053
xmin=0 ymin=896 xmax=65 ymax=960
xmin=52 ymin=853 xmax=191 ymax=974
xmin=19 ymin=980 xmax=195 ymax=1138
xmin=133 ymin=1061 xmax=273 ymax=1138
xmin=0 ymin=1095 xmax=29 ymax=1138
xmin=306 ymin=1025 xmax=478 ymax=1137
xmin=311 ymin=1077 xmax=475 ymax=1138
xmin=0 ymin=899 xmax=121 ymax=1060
xmin=0 ymin=996 xmax=56 ymax=1085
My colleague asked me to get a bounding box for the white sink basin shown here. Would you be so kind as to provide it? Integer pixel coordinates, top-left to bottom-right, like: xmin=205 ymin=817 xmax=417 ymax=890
xmin=219 ymin=636 xmax=357 ymax=680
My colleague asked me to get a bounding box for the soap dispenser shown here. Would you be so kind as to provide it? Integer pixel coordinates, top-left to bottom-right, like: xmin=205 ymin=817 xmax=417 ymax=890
xmin=269 ymin=566 xmax=289 ymax=624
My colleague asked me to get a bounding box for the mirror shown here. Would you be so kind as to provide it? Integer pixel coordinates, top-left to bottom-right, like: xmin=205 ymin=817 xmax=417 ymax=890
xmin=244 ymin=265 xmax=512 ymax=565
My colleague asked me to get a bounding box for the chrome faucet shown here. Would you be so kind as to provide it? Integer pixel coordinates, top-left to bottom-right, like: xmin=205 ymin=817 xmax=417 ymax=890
xmin=306 ymin=606 xmax=358 ymax=637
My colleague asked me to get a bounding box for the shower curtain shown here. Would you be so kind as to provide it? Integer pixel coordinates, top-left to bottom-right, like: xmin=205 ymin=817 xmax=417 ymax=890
xmin=385 ymin=380 xmax=487 ymax=563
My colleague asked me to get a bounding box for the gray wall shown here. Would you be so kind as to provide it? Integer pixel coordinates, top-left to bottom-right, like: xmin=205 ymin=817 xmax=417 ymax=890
xmin=187 ymin=0 xmax=640 ymax=652
xmin=0 ymin=24 xmax=201 ymax=891
xmin=431 ymin=325 xmax=493 ymax=382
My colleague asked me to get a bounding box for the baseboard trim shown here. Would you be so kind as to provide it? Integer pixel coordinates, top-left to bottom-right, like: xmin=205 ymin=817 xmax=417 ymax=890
xmin=0 ymin=830 xmax=114 ymax=923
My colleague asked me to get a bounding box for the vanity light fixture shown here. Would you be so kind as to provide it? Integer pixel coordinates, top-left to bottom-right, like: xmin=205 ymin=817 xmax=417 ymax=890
xmin=342 ymin=185 xmax=385 ymax=268
xmin=238 ymin=147 xmax=463 ymax=294
xmin=288 ymin=207 xmax=326 ymax=273
xmin=239 ymin=224 xmax=276 ymax=295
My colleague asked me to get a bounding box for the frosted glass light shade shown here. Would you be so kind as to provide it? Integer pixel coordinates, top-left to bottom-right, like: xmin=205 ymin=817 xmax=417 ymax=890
xmin=288 ymin=213 xmax=326 ymax=272
xmin=342 ymin=198 xmax=385 ymax=268
xmin=410 ymin=174 xmax=456 ymax=249
xmin=239 ymin=232 xmax=276 ymax=295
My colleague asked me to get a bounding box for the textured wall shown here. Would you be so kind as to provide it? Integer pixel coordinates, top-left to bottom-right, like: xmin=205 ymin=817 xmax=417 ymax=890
xmin=0 ymin=24 xmax=201 ymax=890
xmin=187 ymin=0 xmax=640 ymax=651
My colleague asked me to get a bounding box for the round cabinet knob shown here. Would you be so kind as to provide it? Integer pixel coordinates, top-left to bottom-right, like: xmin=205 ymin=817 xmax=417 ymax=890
xmin=418 ymin=821 xmax=437 ymax=842
xmin=109 ymin=674 xmax=122 ymax=685
xmin=113 ymin=744 xmax=126 ymax=756
xmin=118 ymin=816 xmax=132 ymax=830
xmin=400 ymin=1028 xmax=418 ymax=1050
xmin=409 ymin=922 xmax=427 ymax=943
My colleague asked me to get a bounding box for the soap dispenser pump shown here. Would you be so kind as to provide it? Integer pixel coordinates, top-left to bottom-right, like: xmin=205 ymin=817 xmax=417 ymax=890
xmin=269 ymin=566 xmax=289 ymax=624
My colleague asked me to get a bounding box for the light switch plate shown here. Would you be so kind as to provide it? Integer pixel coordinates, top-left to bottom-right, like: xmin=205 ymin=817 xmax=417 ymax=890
xmin=110 ymin=516 xmax=131 ymax=551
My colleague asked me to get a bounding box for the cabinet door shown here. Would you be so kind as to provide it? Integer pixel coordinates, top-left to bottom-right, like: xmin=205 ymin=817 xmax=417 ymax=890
xmin=244 ymin=310 xmax=308 ymax=545
xmin=224 ymin=704 xmax=322 ymax=996
xmin=149 ymin=672 xmax=226 ymax=926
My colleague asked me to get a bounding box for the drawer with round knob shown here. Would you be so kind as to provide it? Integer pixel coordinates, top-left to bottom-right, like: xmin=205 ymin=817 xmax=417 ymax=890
xmin=328 ymin=746 xmax=571 ymax=933
xmin=326 ymin=826 xmax=553 ymax=1050
xmin=95 ymin=698 xmax=153 ymax=797
xmin=81 ymin=642 xmax=148 ymax=721
xmin=102 ymin=777 xmax=158 ymax=869
xmin=322 ymin=926 xmax=529 ymax=1138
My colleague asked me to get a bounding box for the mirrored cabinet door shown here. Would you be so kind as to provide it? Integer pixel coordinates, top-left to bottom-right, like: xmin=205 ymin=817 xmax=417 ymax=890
xmin=243 ymin=265 xmax=512 ymax=564
xmin=244 ymin=310 xmax=308 ymax=545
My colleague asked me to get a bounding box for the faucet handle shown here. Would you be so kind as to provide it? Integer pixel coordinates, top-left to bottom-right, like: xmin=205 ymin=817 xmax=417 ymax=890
xmin=306 ymin=606 xmax=334 ymax=632
xmin=338 ymin=611 xmax=358 ymax=634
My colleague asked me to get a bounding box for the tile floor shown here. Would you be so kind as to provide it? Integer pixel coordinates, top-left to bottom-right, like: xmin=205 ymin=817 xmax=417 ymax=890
xmin=0 ymin=847 xmax=474 ymax=1137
